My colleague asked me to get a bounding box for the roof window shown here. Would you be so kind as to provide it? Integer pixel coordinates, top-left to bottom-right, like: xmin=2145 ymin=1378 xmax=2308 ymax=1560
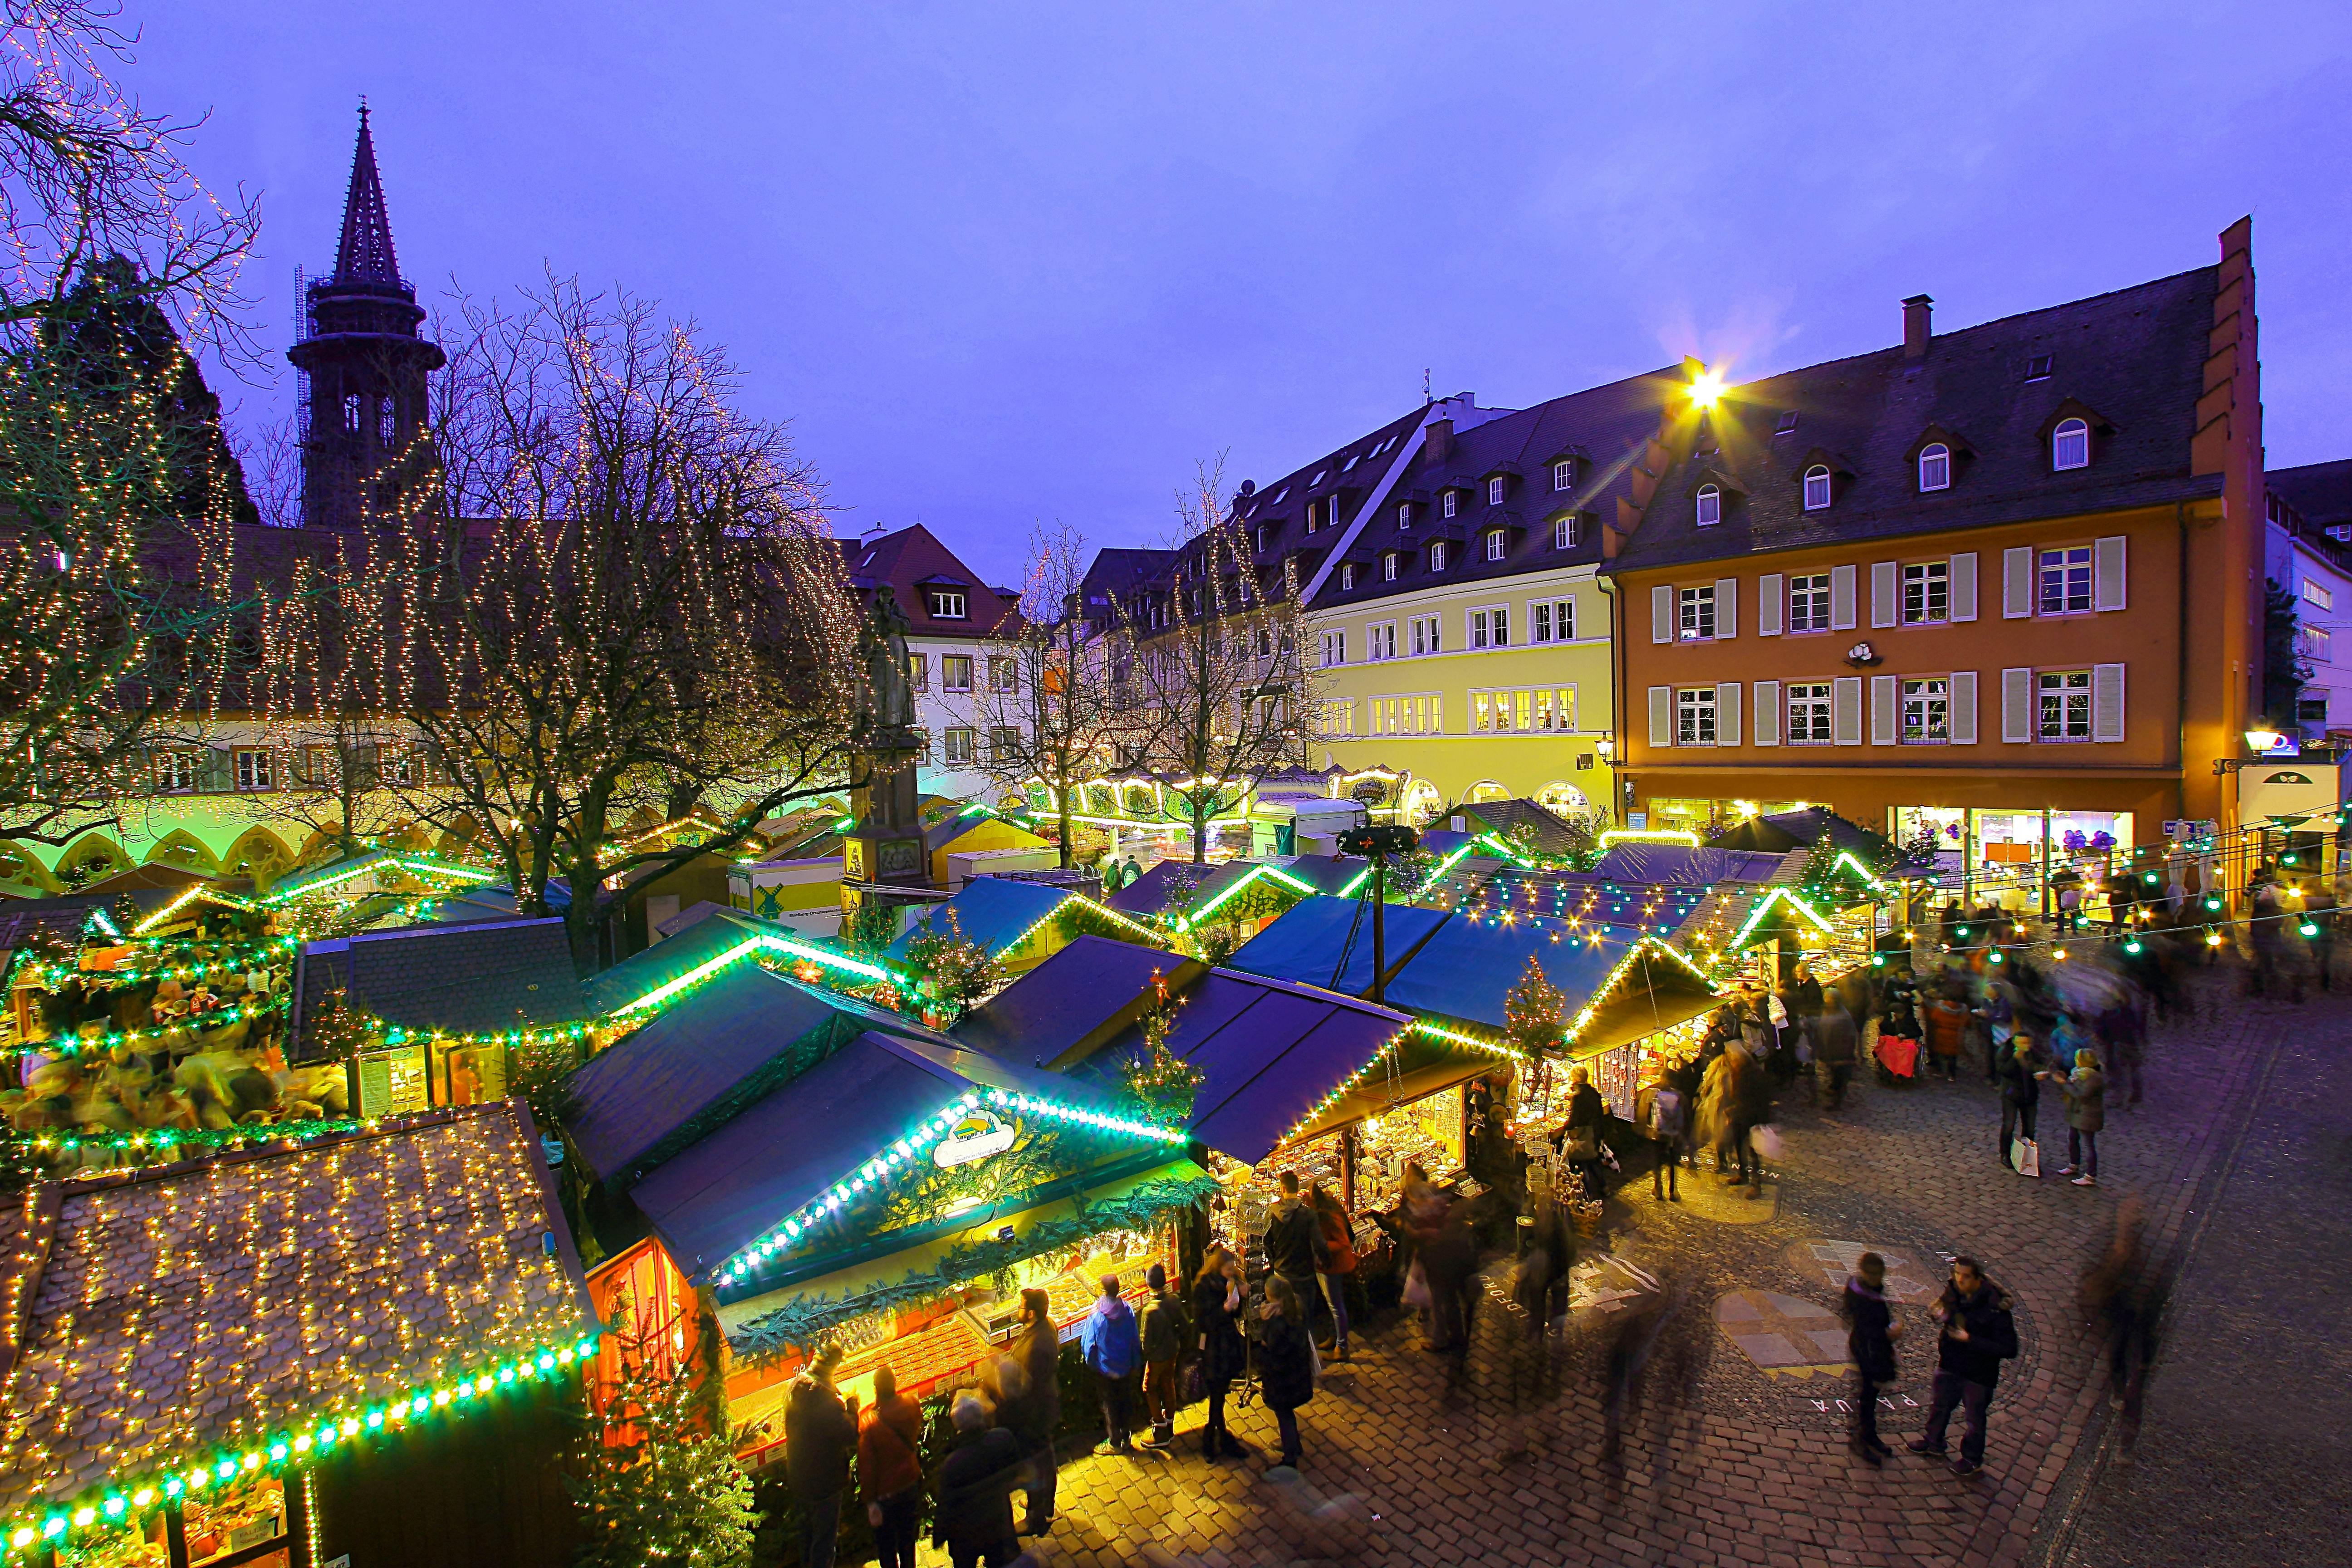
xmin=2025 ymin=354 xmax=2053 ymax=382
xmin=1695 ymin=484 xmax=1721 ymax=527
xmin=1775 ymin=411 xmax=1799 ymax=436
xmin=1919 ymin=443 xmax=1951 ymax=492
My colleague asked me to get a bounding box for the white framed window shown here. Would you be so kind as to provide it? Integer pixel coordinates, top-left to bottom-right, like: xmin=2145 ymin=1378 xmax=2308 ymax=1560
xmin=1802 ymin=465 xmax=1833 ymax=511
xmin=1485 ymin=530 xmax=1506 ymax=562
xmin=1919 ymin=443 xmax=1951 ymax=491
xmin=1787 ymin=682 xmax=1833 ymax=744
xmin=1487 ymin=476 xmax=1506 ymax=505
xmin=1553 ymin=459 xmax=1573 ymax=492
xmin=2303 ymin=580 xmax=2334 ymax=612
xmin=989 ymin=726 xmax=1021 ymax=762
xmin=1397 ymin=502 xmax=1413 ymax=529
xmin=1788 ymin=573 xmax=1830 ymax=632
xmin=1255 ymin=525 xmax=1269 ymax=554
xmin=234 ymin=748 xmax=274 ymax=792
xmin=1368 ymin=693 xmax=1443 ymax=735
xmin=1551 ymin=514 xmax=1577 ymax=550
xmin=1901 ymin=677 xmax=1950 ymax=743
xmin=1531 ymin=598 xmax=1574 ymax=643
xmin=1675 ymin=686 xmax=1717 ymax=745
xmin=941 ymin=726 xmax=977 ymax=764
xmin=1678 ymin=584 xmax=1717 ymax=641
xmin=1441 ymin=490 xmax=1459 ymax=519
xmin=1305 ymin=502 xmax=1320 ymax=534
xmin=1902 ymin=561 xmax=1949 ymax=625
xmin=941 ymin=654 xmax=974 ymax=691
xmin=1316 ymin=699 xmax=1357 ymax=738
xmin=2053 ymin=417 xmax=2090 ymax=470
xmin=1367 ymin=622 xmax=1397 ymax=659
xmin=1320 ymin=629 xmax=1347 ymax=667
xmin=2299 ymin=625 xmax=2332 ymax=664
xmin=1430 ymin=540 xmax=1448 ymax=572
xmin=1410 ymin=615 xmax=1440 ymax=656
xmin=1340 ymin=563 xmax=1357 ymax=590
xmin=1695 ymin=484 xmax=1721 ymax=527
xmin=1468 ymin=606 xmax=1509 ymax=649
xmin=927 ymin=589 xmax=968 ymax=620
xmin=906 ymin=652 xmax=928 ymax=691
xmin=156 ymin=750 xmax=200 ymax=793
xmin=2037 ymin=669 xmax=2092 ymax=740
xmin=1382 ymin=552 xmax=1399 ymax=581
xmin=382 ymin=746 xmax=419 ymax=787
xmin=990 ymin=656 xmax=1018 ymax=692
xmin=2038 ymin=546 xmax=2092 ymax=614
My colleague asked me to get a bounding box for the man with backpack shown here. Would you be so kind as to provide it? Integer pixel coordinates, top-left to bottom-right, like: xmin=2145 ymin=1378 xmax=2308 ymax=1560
xmin=1634 ymin=1059 xmax=1686 ymax=1200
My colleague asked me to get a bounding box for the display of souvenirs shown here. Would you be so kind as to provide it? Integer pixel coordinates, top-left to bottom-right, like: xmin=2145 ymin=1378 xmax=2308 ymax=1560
xmin=66 ymin=1503 xmax=169 ymax=1568
xmin=183 ymin=1471 xmax=287 ymax=1566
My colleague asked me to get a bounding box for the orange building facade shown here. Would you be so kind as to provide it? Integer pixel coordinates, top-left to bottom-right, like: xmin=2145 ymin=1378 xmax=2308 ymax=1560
xmin=1605 ymin=221 xmax=2264 ymax=868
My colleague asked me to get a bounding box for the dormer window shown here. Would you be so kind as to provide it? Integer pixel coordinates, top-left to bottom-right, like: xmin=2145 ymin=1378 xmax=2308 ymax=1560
xmin=1304 ymin=504 xmax=1319 ymax=534
xmin=1802 ymin=466 xmax=1833 ymax=511
xmin=1341 ymin=563 xmax=1357 ymax=590
xmin=1383 ymin=551 xmax=1398 ymax=581
xmin=1552 ymin=515 xmax=1577 ymax=550
xmin=1397 ymin=501 xmax=1413 ymax=529
xmin=1430 ymin=540 xmax=1449 ymax=572
xmin=1918 ymin=443 xmax=1951 ymax=492
xmin=1553 ymin=459 xmax=1573 ymax=492
xmin=1487 ymin=476 xmax=1506 ymax=505
xmin=1695 ymin=484 xmax=1722 ymax=527
xmin=1442 ymin=491 xmax=1458 ymax=519
xmin=1255 ymin=525 xmax=1269 ymax=553
xmin=929 ymin=589 xmax=968 ymax=619
xmin=1775 ymin=411 xmax=1800 ymax=436
xmin=2052 ymin=417 xmax=2089 ymax=471
xmin=1485 ymin=530 xmax=1506 ymax=562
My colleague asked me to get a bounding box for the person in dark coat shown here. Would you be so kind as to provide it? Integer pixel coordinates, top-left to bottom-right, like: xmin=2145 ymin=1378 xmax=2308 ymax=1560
xmin=1997 ymin=1034 xmax=2041 ymax=1171
xmin=1840 ymin=1253 xmax=1901 ymax=1465
xmin=784 ymin=1343 xmax=859 ymax=1568
xmin=1256 ymin=1276 xmax=1318 ymax=1472
xmin=1259 ymin=1170 xmax=1331 ymax=1339
xmin=1781 ymin=960 xmax=1825 ymax=1063
xmin=1557 ymin=1065 xmax=1609 ymax=1202
xmin=1137 ymin=1262 xmax=1190 ymax=1449
xmin=931 ymin=1393 xmax=1023 ymax=1568
xmin=1517 ymin=1164 xmax=1576 ymax=1328
xmin=1417 ymin=1195 xmax=1479 ymax=1358
xmin=1813 ymin=999 xmax=1859 ymax=1111
xmin=1191 ymin=1246 xmax=1249 ymax=1460
xmin=1725 ymin=1047 xmax=1772 ymax=1197
xmin=1632 ymin=1059 xmax=1685 ymax=1200
xmin=996 ymin=1287 xmax=1060 ymax=1535
xmin=1907 ymin=1257 xmax=2020 ymax=1475
xmin=2048 ymin=1047 xmax=2107 ymax=1186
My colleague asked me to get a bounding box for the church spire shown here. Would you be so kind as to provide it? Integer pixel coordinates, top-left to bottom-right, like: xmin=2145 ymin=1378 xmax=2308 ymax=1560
xmin=332 ymin=101 xmax=402 ymax=284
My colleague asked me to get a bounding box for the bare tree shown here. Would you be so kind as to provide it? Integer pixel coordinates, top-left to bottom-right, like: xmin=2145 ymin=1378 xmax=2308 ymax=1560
xmin=363 ymin=277 xmax=860 ymax=973
xmin=953 ymin=519 xmax=1120 ymax=867
xmin=1123 ymin=459 xmax=1317 ymax=864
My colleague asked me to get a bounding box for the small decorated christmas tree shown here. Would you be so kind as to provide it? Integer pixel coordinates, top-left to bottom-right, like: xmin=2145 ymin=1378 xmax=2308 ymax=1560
xmin=1503 ymin=952 xmax=1567 ymax=1058
xmin=902 ymin=910 xmax=1001 ymax=1025
xmin=1121 ymin=968 xmax=1203 ymax=1129
xmin=568 ymin=1308 xmax=757 ymax=1568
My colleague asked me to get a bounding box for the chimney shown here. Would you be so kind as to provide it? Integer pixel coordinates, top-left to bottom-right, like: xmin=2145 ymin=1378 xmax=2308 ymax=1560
xmin=1902 ymin=294 xmax=1934 ymax=358
xmin=1424 ymin=418 xmax=1453 ymax=465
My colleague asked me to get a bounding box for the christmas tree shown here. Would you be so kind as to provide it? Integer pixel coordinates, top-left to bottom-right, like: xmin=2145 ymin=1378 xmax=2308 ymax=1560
xmin=568 ymin=1309 xmax=757 ymax=1568
xmin=1121 ymin=968 xmax=1203 ymax=1128
xmin=1503 ymin=952 xmax=1566 ymax=1057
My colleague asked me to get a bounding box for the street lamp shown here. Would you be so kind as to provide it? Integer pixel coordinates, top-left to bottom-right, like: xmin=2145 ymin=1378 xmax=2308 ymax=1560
xmin=2244 ymin=725 xmax=2289 ymax=753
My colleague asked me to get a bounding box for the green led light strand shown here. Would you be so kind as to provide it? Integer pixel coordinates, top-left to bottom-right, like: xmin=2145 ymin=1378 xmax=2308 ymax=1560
xmin=30 ymin=991 xmax=292 ymax=1058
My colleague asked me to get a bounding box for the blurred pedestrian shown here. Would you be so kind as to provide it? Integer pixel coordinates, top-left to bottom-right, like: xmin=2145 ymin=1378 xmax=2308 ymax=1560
xmin=1310 ymin=1179 xmax=1357 ymax=1362
xmin=1257 ymin=1277 xmax=1317 ymax=1474
xmin=1726 ymin=1044 xmax=1772 ymax=1198
xmin=1519 ymin=1162 xmax=1576 ymax=1327
xmin=1419 ymin=1196 xmax=1479 ymax=1358
xmin=1080 ymin=1275 xmax=1141 ymax=1454
xmin=784 ymin=1343 xmax=859 ymax=1568
xmin=1191 ymin=1247 xmax=1249 ymax=1460
xmin=1840 ymin=1252 xmax=1901 ymax=1465
xmin=1907 ymin=1257 xmax=2019 ymax=1476
xmin=931 ymin=1392 xmax=1022 ymax=1568
xmin=1633 ymin=1058 xmax=1685 ymax=1200
xmin=1557 ymin=1065 xmax=1609 ymax=1202
xmin=1925 ymin=989 xmax=1968 ymax=1082
xmin=1997 ymin=1034 xmax=2042 ymax=1173
xmin=859 ymin=1365 xmax=924 ymax=1568
xmin=2048 ymin=1046 xmax=2106 ymax=1186
xmin=1814 ymin=996 xmax=1858 ymax=1112
xmin=999 ymin=1287 xmax=1060 ymax=1535
xmin=1137 ymin=1262 xmax=1188 ymax=1450
xmin=1979 ymin=979 xmax=2016 ymax=1083
xmin=2078 ymin=1198 xmax=2156 ymax=1450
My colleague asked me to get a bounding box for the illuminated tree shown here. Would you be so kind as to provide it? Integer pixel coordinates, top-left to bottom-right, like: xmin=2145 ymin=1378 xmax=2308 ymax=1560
xmin=1122 ymin=458 xmax=1318 ymax=863
xmin=569 ymin=1304 xmax=756 ymax=1568
xmin=1503 ymin=952 xmax=1566 ymax=1057
xmin=362 ymin=278 xmax=861 ymax=974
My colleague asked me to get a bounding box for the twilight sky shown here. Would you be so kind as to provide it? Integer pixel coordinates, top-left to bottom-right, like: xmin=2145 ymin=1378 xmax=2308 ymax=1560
xmin=141 ymin=2 xmax=2350 ymax=585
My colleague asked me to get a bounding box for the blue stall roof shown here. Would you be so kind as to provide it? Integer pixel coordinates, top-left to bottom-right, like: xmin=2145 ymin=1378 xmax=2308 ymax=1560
xmin=1225 ymin=896 xmax=1453 ymax=995
xmin=953 ymin=936 xmax=1197 ymax=1068
xmin=1379 ymin=918 xmax=1665 ymax=1035
xmin=887 ymin=877 xmax=1076 ymax=961
xmin=582 ymin=907 xmax=807 ymax=1017
xmin=1586 ymin=843 xmax=1790 ymax=887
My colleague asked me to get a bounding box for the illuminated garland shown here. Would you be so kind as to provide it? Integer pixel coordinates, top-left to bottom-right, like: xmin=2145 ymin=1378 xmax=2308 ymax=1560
xmin=1411 ymin=1017 xmax=1532 ymax=1062
xmin=30 ymin=990 xmax=290 ymax=1058
xmin=611 ymin=932 xmax=897 ymax=1016
xmin=717 ymin=1087 xmax=1186 ymax=1284
xmin=4 ymin=937 xmax=297 ymax=995
xmin=1722 ymin=887 xmax=1839 ymax=956
xmin=1272 ymin=1021 xmax=1412 ymax=1149
xmin=1561 ymin=938 xmax=1721 ymax=1048
xmin=8 ymin=1117 xmax=366 ymax=1164
xmin=128 ymin=885 xmax=258 ymax=936
xmin=263 ymin=851 xmax=503 ymax=906
xmin=1169 ymin=864 xmax=1318 ymax=931
xmin=3 ymin=1334 xmax=599 ymax=1552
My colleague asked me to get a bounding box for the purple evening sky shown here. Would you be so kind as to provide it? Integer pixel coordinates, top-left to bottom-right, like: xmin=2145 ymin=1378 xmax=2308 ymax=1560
xmin=140 ymin=2 xmax=2350 ymax=586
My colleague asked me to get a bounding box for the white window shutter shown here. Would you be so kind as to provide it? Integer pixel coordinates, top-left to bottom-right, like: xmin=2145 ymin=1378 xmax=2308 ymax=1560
xmin=2003 ymin=547 xmax=2034 ymax=618
xmin=1949 ymin=670 xmax=1977 ymax=744
xmin=1871 ymin=561 xmax=1899 ymax=629
xmin=1950 ymin=553 xmax=1978 ymax=622
xmin=1870 ymin=674 xmax=1898 ymax=744
xmin=1754 ymin=679 xmax=1781 ymax=745
xmin=1651 ymin=585 xmax=1674 ymax=645
xmin=1758 ymin=574 xmax=1784 ymax=637
xmin=1833 ymin=676 xmax=1863 ymax=745
xmin=1716 ymin=682 xmax=1741 ymax=746
xmin=2093 ymin=662 xmax=2126 ymax=741
xmin=2001 ymin=667 xmax=2033 ymax=742
xmin=1830 ymin=564 xmax=1857 ymax=631
xmin=2094 ymin=536 xmax=2128 ymax=611
xmin=1714 ymin=578 xmax=1738 ymax=639
xmin=1648 ymin=686 xmax=1674 ymax=746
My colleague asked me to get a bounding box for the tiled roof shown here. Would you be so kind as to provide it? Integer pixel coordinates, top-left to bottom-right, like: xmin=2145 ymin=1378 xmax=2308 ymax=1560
xmin=293 ymin=918 xmax=587 ymax=1048
xmin=846 ymin=524 xmax=1021 ymax=638
xmin=0 ymin=1102 xmax=593 ymax=1514
xmin=1459 ymin=799 xmax=1592 ymax=858
xmin=2269 ymin=459 xmax=2352 ymax=529
xmin=1609 ymin=268 xmax=2224 ymax=574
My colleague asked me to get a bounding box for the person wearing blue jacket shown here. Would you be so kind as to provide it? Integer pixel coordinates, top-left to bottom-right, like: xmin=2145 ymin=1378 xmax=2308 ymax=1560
xmin=1081 ymin=1275 xmax=1143 ymax=1455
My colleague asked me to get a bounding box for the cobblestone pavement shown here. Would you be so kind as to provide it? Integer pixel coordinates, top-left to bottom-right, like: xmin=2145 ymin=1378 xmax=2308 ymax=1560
xmin=922 ymin=972 xmax=2304 ymax=1568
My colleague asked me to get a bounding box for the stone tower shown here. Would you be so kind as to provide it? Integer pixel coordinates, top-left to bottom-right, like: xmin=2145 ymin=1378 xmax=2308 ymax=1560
xmin=287 ymin=104 xmax=445 ymax=529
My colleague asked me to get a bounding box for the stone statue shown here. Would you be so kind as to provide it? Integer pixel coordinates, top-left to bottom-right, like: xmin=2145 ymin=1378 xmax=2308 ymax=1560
xmin=858 ymin=586 xmax=920 ymax=740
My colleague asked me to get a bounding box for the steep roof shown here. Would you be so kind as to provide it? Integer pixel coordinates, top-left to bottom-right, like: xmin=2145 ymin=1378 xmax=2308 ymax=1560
xmin=846 ymin=524 xmax=1021 ymax=638
xmin=0 ymin=1103 xmax=594 ymax=1519
xmin=2269 ymin=459 xmax=2352 ymax=531
xmin=1609 ymin=268 xmax=2224 ymax=574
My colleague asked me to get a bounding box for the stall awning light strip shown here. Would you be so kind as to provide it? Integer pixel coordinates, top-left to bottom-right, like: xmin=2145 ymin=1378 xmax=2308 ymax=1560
xmin=1723 ymin=887 xmax=1838 ymax=955
xmin=1473 ymin=832 xmax=1537 ymax=868
xmin=1172 ymin=864 xmax=1318 ymax=929
xmin=1273 ymin=1023 xmax=1413 ymax=1151
xmin=129 ymin=886 xmax=259 ymax=936
xmin=1561 ymin=937 xmax=1722 ymax=1047
xmin=264 ymin=852 xmax=502 ymax=906
xmin=1410 ymin=1018 xmax=1532 ymax=1061
xmin=2 ymin=1334 xmax=598 ymax=1555
xmin=38 ymin=991 xmax=292 ymax=1058
xmin=717 ymin=1088 xmax=1186 ymax=1284
xmin=612 ymin=932 xmax=896 ymax=1015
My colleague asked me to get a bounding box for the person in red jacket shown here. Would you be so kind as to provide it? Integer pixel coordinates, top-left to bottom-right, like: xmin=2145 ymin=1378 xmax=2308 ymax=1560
xmin=858 ymin=1365 xmax=924 ymax=1568
xmin=1309 ymin=1178 xmax=1357 ymax=1362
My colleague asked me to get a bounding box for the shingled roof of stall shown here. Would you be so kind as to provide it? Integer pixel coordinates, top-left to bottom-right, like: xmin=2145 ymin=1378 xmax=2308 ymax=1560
xmin=1583 ymin=843 xmax=1793 ymax=886
xmin=0 ymin=1102 xmax=594 ymax=1519
xmin=292 ymin=916 xmax=588 ymax=1053
xmin=1706 ymin=806 xmax=1931 ymax=873
xmin=1374 ymin=917 xmax=1720 ymax=1052
xmin=1456 ymin=799 xmax=1592 ymax=858
xmin=959 ymin=935 xmax=1412 ymax=1163
xmin=576 ymin=905 xmax=860 ymax=1018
